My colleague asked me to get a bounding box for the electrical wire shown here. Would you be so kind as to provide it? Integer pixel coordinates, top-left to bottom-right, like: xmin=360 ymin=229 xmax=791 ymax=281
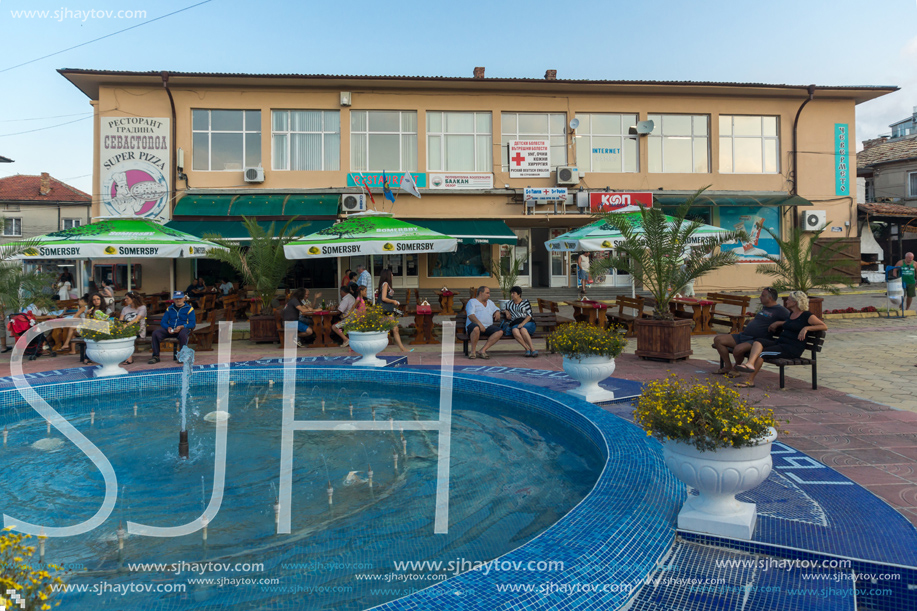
xmin=0 ymin=115 xmax=92 ymax=137
xmin=0 ymin=112 xmax=93 ymax=123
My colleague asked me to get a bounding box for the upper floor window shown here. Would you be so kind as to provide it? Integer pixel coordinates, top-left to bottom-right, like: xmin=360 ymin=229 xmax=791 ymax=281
xmin=3 ymin=218 xmax=22 ymax=237
xmin=427 ymin=112 xmax=492 ymax=172
xmin=351 ymin=111 xmax=417 ymax=172
xmin=647 ymin=114 xmax=709 ymax=173
xmin=909 ymin=172 xmax=917 ymax=198
xmin=192 ymin=110 xmax=261 ymax=171
xmin=574 ymin=113 xmax=639 ymax=173
xmin=501 ymin=113 xmax=567 ymax=170
xmin=272 ymin=111 xmax=340 ymax=171
xmin=62 ymin=218 xmax=82 ymax=230
xmin=719 ymin=115 xmax=779 ymax=174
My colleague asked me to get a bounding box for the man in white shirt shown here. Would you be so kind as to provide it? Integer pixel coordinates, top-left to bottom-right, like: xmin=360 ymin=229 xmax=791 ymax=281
xmin=465 ymin=286 xmax=502 ymax=359
xmin=218 ymin=279 xmax=235 ymax=296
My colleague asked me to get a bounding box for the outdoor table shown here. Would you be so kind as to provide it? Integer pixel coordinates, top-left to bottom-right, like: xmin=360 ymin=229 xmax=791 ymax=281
xmin=435 ymin=290 xmax=455 ymax=315
xmin=669 ymin=297 xmax=717 ymax=335
xmin=307 ymin=310 xmax=340 ymax=348
xmin=408 ymin=304 xmax=442 ymax=345
xmin=563 ymin=300 xmax=608 ymax=328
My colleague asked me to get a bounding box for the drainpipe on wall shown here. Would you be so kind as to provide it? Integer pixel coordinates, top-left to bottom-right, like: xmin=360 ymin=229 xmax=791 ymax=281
xmin=162 ymin=71 xmax=179 ymax=293
xmin=791 ymin=85 xmax=816 ymax=228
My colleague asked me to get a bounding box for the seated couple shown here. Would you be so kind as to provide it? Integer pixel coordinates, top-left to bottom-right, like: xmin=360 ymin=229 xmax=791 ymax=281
xmin=465 ymin=285 xmax=538 ymax=359
xmin=713 ymin=288 xmax=827 ymax=388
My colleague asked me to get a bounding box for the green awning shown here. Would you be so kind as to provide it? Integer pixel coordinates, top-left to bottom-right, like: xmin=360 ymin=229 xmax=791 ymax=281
xmin=166 ymin=219 xmax=332 ymax=241
xmin=173 ymin=194 xmax=341 ymax=217
xmin=654 ymin=193 xmax=812 ymax=207
xmin=412 ymin=220 xmax=517 ymax=245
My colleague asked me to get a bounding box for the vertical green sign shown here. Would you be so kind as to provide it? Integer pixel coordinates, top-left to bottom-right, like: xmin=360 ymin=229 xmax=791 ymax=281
xmin=835 ymin=124 xmax=849 ymax=196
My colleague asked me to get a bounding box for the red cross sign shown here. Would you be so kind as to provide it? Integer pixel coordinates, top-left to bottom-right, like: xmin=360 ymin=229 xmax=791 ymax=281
xmin=511 ymin=152 xmax=526 ymax=166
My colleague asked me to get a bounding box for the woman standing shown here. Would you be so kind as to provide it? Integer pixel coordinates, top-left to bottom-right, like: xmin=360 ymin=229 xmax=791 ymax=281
xmin=503 ymin=286 xmax=537 ymax=357
xmin=377 ymin=269 xmax=408 ymax=352
xmin=119 ymin=292 xmax=147 ymax=365
xmin=99 ymin=280 xmax=115 ymax=312
xmin=736 ymin=291 xmax=827 ymax=388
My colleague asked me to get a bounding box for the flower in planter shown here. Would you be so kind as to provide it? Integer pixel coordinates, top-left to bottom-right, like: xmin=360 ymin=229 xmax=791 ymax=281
xmin=548 ymin=322 xmax=627 ymax=360
xmin=79 ymin=314 xmax=140 ymax=341
xmin=634 ymin=375 xmax=781 ymax=452
xmin=341 ymin=304 xmax=399 ymax=334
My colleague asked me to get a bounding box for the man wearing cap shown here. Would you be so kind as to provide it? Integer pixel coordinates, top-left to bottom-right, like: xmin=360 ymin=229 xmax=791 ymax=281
xmin=148 ymin=291 xmax=196 ymax=364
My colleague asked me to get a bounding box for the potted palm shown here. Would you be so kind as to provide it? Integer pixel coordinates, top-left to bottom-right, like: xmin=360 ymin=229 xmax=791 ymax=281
xmin=80 ymin=312 xmax=140 ymax=377
xmin=592 ymin=187 xmax=745 ymax=361
xmin=205 ymin=217 xmax=307 ymax=342
xmin=756 ymin=226 xmax=855 ymax=319
xmin=341 ymin=305 xmax=399 ymax=367
xmin=0 ymin=240 xmax=57 ymax=353
xmin=549 ymin=322 xmax=627 ymax=403
xmin=491 ymin=253 xmax=526 ymax=308
xmin=635 ymin=376 xmax=780 ymax=539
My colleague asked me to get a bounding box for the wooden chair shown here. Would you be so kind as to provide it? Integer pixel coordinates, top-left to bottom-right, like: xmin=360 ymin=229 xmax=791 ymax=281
xmin=607 ymin=296 xmax=646 ymax=336
xmin=536 ymin=298 xmax=574 ymax=325
xmin=705 ymin=292 xmax=752 ymax=333
xmin=189 ymin=309 xmax=224 ymax=351
xmin=221 ymin=294 xmax=239 ymax=321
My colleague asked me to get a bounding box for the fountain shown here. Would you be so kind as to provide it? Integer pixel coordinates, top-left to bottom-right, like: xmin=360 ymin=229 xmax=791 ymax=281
xmin=176 ymin=345 xmax=195 ymax=459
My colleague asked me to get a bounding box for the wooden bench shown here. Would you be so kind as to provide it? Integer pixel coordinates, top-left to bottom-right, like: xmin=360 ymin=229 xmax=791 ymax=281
xmin=536 ymin=298 xmax=575 ymax=325
xmin=608 ymin=296 xmax=645 ymax=336
xmin=454 ymin=311 xmax=558 ymax=356
xmin=706 ymin=292 xmax=752 ymax=333
xmin=717 ymin=331 xmax=826 ymax=389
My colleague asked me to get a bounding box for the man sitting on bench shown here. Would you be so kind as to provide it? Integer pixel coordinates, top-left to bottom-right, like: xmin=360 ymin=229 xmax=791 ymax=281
xmin=148 ymin=291 xmax=196 ymax=364
xmin=712 ymin=287 xmax=788 ymax=375
xmin=465 ymin=286 xmax=502 ymax=360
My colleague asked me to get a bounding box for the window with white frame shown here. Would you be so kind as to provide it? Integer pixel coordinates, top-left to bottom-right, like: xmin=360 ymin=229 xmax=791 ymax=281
xmin=719 ymin=115 xmax=779 ymax=174
xmin=3 ymin=218 xmax=22 ymax=236
xmin=647 ymin=114 xmax=709 ymax=173
xmin=271 ymin=110 xmax=340 ymax=171
xmin=574 ymin=113 xmax=639 ymax=173
xmin=350 ymin=111 xmax=417 ymax=172
xmin=62 ymin=218 xmax=82 ymax=230
xmin=501 ymin=112 xmax=567 ymax=170
xmin=427 ymin=112 xmax=492 ymax=172
xmin=909 ymin=172 xmax=917 ymax=198
xmin=192 ymin=109 xmax=261 ymax=171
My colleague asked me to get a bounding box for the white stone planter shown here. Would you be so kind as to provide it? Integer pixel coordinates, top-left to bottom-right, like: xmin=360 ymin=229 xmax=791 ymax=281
xmin=347 ymin=331 xmax=389 ymax=367
xmin=84 ymin=337 xmax=136 ymax=378
xmin=662 ymin=427 xmax=778 ymax=540
xmin=562 ymin=355 xmax=616 ymax=403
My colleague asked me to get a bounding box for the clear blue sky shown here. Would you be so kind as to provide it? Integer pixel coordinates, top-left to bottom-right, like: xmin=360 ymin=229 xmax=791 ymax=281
xmin=0 ymin=0 xmax=913 ymax=196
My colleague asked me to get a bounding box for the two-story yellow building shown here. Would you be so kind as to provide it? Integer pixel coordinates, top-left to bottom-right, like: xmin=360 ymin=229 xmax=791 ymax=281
xmin=59 ymin=67 xmax=895 ymax=294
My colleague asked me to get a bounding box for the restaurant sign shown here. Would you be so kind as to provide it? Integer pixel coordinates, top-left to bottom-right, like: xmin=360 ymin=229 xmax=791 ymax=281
xmin=589 ymin=192 xmax=653 ymax=213
xmin=428 ymin=173 xmax=494 ymax=189
xmin=100 ymin=117 xmax=171 ymax=222
xmin=346 ymin=173 xmax=427 ymax=189
xmin=835 ymin=124 xmax=849 ymax=196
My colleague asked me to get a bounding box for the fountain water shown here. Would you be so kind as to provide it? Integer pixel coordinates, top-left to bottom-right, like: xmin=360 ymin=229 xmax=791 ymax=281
xmin=176 ymin=346 xmax=196 ymax=458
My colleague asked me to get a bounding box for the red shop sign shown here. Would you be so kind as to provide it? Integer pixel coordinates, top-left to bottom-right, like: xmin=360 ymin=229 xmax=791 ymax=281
xmin=589 ymin=192 xmax=654 ymax=213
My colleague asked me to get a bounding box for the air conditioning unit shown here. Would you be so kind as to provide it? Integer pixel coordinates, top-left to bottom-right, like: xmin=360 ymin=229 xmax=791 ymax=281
xmin=800 ymin=210 xmax=827 ymax=232
xmin=244 ymin=167 xmax=264 ymax=183
xmin=340 ymin=193 xmax=367 ymax=213
xmin=556 ymin=166 xmax=580 ymax=186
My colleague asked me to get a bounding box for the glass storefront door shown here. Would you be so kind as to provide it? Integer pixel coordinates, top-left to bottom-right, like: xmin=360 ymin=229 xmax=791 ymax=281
xmin=590 ymin=252 xmax=632 ymax=287
xmin=549 ymin=228 xmax=570 ymax=288
xmin=346 ymin=254 xmax=418 ymax=290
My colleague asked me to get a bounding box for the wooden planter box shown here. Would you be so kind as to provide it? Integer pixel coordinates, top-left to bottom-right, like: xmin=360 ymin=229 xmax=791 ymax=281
xmin=249 ymin=314 xmax=279 ymax=343
xmin=783 ymin=296 xmax=823 ymax=319
xmin=634 ymin=318 xmax=693 ymax=362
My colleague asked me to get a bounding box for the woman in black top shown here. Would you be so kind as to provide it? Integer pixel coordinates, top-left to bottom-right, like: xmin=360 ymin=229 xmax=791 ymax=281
xmin=737 ymin=291 xmax=827 ymax=388
xmin=377 ymin=268 xmax=407 ymax=352
xmin=503 ymin=286 xmax=537 ymax=357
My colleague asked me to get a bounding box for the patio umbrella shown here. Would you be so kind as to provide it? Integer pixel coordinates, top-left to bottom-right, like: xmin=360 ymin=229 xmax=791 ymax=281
xmin=545 ymin=213 xmax=731 ymax=252
xmin=14 ymin=217 xmax=226 ymax=291
xmin=284 ymin=210 xmax=457 ymax=259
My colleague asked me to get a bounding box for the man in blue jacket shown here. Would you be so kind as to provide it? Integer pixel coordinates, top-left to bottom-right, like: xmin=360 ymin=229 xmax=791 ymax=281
xmin=148 ymin=291 xmax=196 ymax=364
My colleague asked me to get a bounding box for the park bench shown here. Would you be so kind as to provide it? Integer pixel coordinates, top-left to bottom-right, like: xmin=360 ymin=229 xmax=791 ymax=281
xmin=716 ymin=330 xmax=826 ymax=389
xmin=454 ymin=311 xmax=558 ymax=357
xmin=706 ymin=292 xmax=752 ymax=333
xmin=536 ymin=298 xmax=574 ymax=325
xmin=607 ymin=296 xmax=646 ymax=335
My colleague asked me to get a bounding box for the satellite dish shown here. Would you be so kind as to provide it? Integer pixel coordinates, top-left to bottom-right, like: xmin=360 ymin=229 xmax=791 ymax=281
xmin=569 ymin=118 xmax=580 ymax=130
xmin=635 ymin=120 xmax=655 ymax=135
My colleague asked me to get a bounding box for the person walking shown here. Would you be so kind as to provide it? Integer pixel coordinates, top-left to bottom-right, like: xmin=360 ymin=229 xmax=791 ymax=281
xmin=895 ymin=252 xmax=917 ymax=311
xmin=577 ymin=252 xmax=590 ymax=295
xmin=356 ymin=264 xmax=372 ymax=301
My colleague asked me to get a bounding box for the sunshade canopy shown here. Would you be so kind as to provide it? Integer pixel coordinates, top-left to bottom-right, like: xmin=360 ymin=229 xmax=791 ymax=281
xmin=284 ymin=211 xmax=457 ymax=259
xmin=14 ymin=217 xmax=225 ymax=259
xmin=546 ymin=213 xmax=731 ymax=252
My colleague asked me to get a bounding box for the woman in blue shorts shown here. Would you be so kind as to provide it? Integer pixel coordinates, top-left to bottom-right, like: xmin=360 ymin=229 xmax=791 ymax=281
xmin=503 ymin=286 xmax=538 ymax=357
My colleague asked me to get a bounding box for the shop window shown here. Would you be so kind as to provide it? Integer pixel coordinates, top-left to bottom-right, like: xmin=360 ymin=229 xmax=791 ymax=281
xmin=719 ymin=115 xmax=779 ymax=174
xmin=272 ymin=110 xmax=340 ymax=171
xmin=574 ymin=113 xmax=639 ymax=173
xmin=427 ymin=112 xmax=492 ymax=172
xmin=350 ymin=111 xmax=417 ymax=172
xmin=428 ymin=244 xmax=492 ymax=277
xmin=909 ymin=172 xmax=917 ymax=198
xmin=660 ymin=206 xmax=712 ymax=225
xmin=3 ymin=218 xmax=22 ymax=236
xmin=501 ymin=112 xmax=567 ymax=170
xmin=62 ymin=218 xmax=82 ymax=230
xmin=93 ymin=263 xmax=142 ymax=290
xmin=192 ymin=109 xmax=261 ymax=171
xmin=647 ymin=114 xmax=709 ymax=173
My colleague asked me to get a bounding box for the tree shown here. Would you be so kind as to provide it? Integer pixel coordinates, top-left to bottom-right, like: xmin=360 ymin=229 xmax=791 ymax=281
xmin=0 ymin=240 xmax=56 ymax=316
xmin=491 ymin=254 xmax=526 ymax=301
xmin=591 ymin=187 xmax=746 ymax=319
xmin=756 ymin=226 xmax=855 ymax=294
xmin=204 ymin=217 xmax=308 ymax=311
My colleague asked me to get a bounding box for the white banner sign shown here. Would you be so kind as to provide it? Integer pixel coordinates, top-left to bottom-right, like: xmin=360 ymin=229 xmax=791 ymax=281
xmin=509 ymin=140 xmax=550 ymax=178
xmin=524 ymin=187 xmax=568 ymax=201
xmin=100 ymin=117 xmax=171 ymax=222
xmin=428 ymin=173 xmax=494 ymax=189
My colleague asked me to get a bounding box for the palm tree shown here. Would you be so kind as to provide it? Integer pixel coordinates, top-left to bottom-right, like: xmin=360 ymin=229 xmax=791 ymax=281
xmin=0 ymin=240 xmax=56 ymax=316
xmin=491 ymin=254 xmax=526 ymax=301
xmin=756 ymin=226 xmax=854 ymax=294
xmin=204 ymin=217 xmax=308 ymax=311
xmin=591 ymin=187 xmax=746 ymax=319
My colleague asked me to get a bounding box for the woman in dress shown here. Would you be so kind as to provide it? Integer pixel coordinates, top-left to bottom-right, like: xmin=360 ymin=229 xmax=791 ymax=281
xmin=377 ymin=269 xmax=407 ymax=352
xmin=118 ymin=292 xmax=147 ymax=365
xmin=503 ymin=285 xmax=537 ymax=357
xmin=736 ymin=291 xmax=827 ymax=388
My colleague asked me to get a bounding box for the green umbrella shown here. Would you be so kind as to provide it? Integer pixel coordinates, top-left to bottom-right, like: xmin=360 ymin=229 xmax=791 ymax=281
xmin=284 ymin=210 xmax=457 ymax=259
xmin=545 ymin=212 xmax=731 ymax=252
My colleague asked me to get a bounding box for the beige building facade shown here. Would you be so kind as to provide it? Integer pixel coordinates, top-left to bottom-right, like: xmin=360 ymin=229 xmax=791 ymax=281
xmin=60 ymin=68 xmax=896 ymax=294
